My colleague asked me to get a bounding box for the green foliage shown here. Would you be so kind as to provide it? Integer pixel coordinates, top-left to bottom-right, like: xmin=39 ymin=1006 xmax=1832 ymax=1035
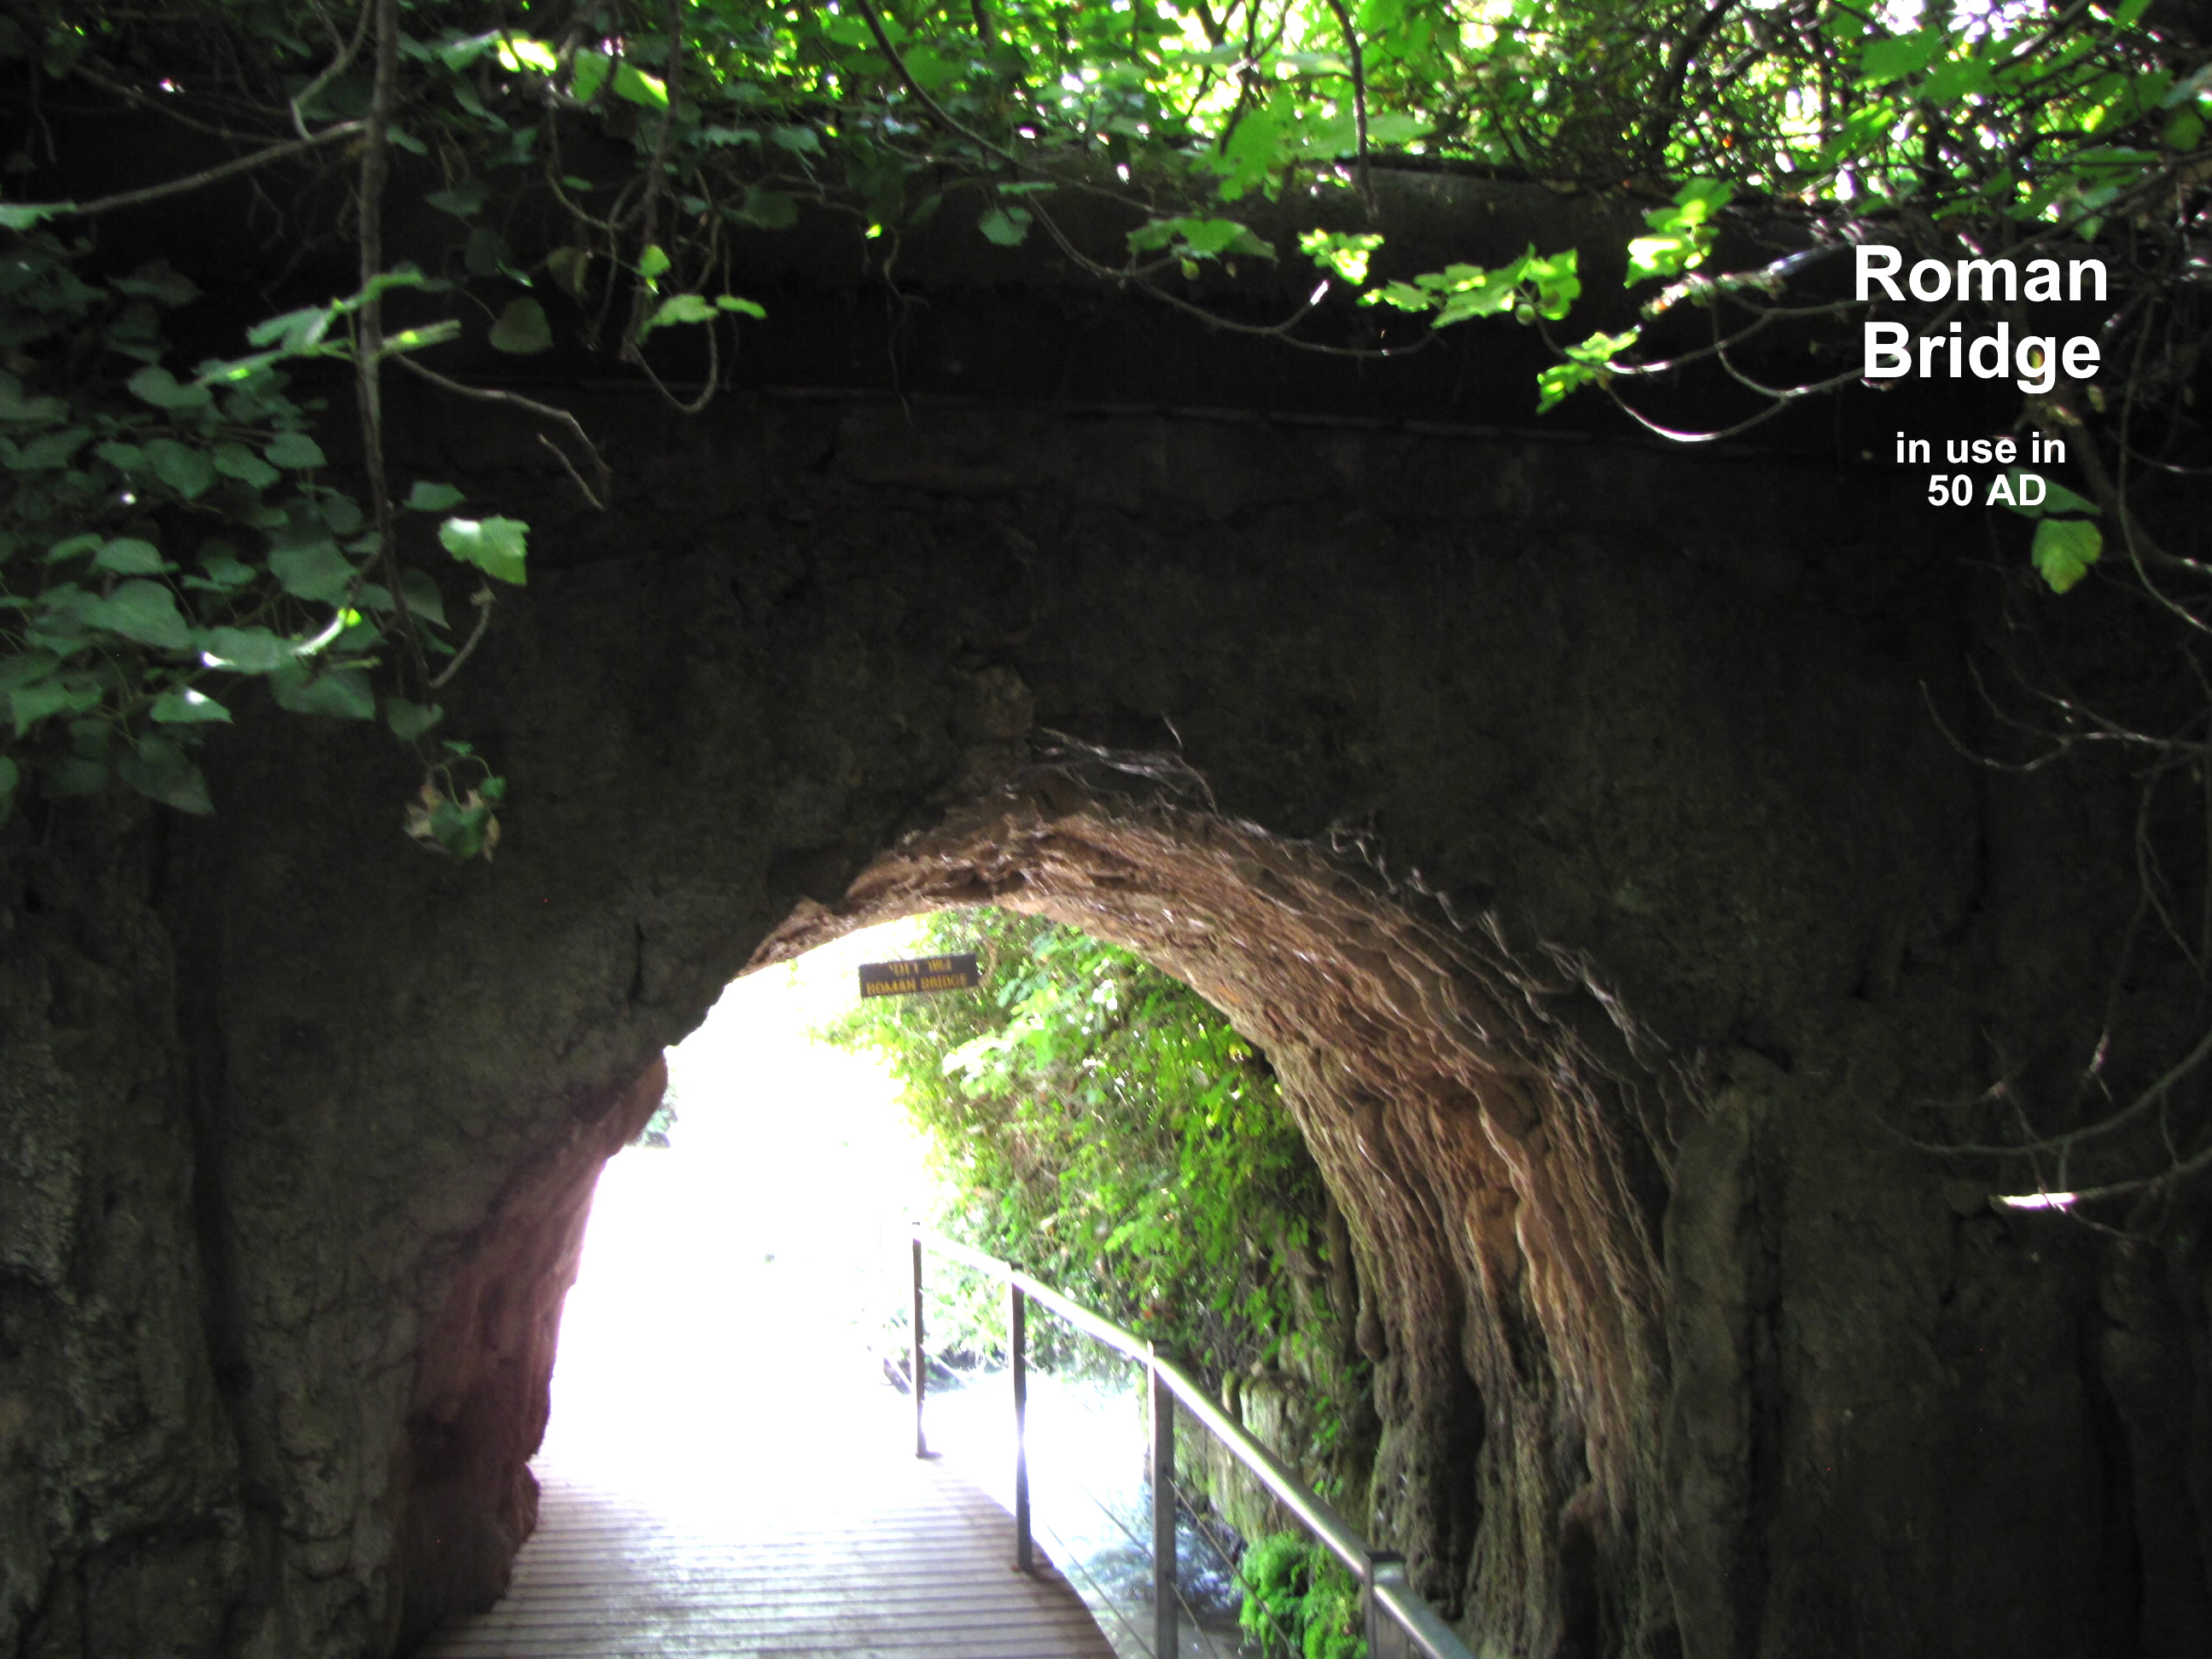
xmin=818 ymin=909 xmax=1339 ymax=1389
xmin=1364 ymin=245 xmax=1580 ymax=329
xmin=1299 ymin=230 xmax=1384 ymax=287
xmin=1994 ymin=469 xmax=2106 ymax=594
xmin=0 ymin=235 xmax=515 ymax=843
xmin=5 ymin=0 xmax=2196 ymax=807
xmin=1624 ymin=181 xmax=1732 ymax=286
xmin=2032 ymin=517 xmax=2104 ymax=595
xmin=1238 ymin=1532 xmax=1365 ymax=1659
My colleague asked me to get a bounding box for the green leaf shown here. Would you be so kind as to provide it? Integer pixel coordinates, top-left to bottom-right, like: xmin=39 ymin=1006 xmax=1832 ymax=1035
xmin=2039 ymin=478 xmax=2099 ymax=516
xmin=424 ymin=180 xmax=488 ymax=219
xmin=81 ymin=580 xmax=191 ymax=650
xmin=8 ymin=426 xmax=89 ymax=469
xmin=271 ymin=664 xmax=375 ymax=720
xmin=269 ymin=544 xmax=358 ymax=604
xmin=1861 ymin=30 xmax=1943 ymax=86
xmin=0 ymin=201 xmax=72 ymax=231
xmin=1922 ymin=54 xmax=1994 ymax=105
xmin=1523 ymin=249 xmax=1581 ymax=319
xmin=199 ymin=626 xmax=298 ymax=673
xmin=94 ymin=538 xmax=165 ymax=574
xmin=150 ymin=687 xmax=232 ymax=725
xmin=406 ymin=480 xmax=465 ymax=513
xmin=399 ymin=568 xmax=450 ymax=628
xmin=637 ymin=244 xmax=672 ymax=284
xmin=716 ymin=294 xmax=767 ymax=318
xmin=44 ymin=533 xmax=100 ymax=564
xmin=1431 ymin=267 xmax=1522 ymax=326
xmin=978 ymin=205 xmax=1033 ymax=247
xmin=317 ymin=492 xmax=364 ymax=537
xmin=1298 ymin=230 xmax=1383 ymax=286
xmin=432 ymin=29 xmax=498 ymax=70
xmin=439 ymin=516 xmax=529 ymax=585
xmin=488 ymin=296 xmax=555 ymax=354
xmin=498 ymin=34 xmax=559 ymax=74
xmin=212 ymin=441 xmax=281 ymax=488
xmin=126 ymin=364 xmax=213 ymax=410
xmin=0 ymin=653 xmax=59 ymax=696
xmin=265 ymin=430 xmax=327 ymax=470
xmin=112 ymin=260 xmax=201 ymax=308
xmin=119 ymin=734 xmax=212 ymax=814
xmin=571 ymin=48 xmax=612 ymax=104
xmin=10 ymin=677 xmax=101 ymax=737
xmin=1994 ymin=469 xmax=2100 ymax=518
xmin=545 ymin=245 xmax=592 ymax=297
xmin=146 ymin=439 xmax=217 ymax=499
xmin=0 ymin=377 xmax=67 ymax=425
xmin=386 ymin=697 xmax=444 ymax=741
xmin=194 ymin=554 xmax=255 ymax=590
xmin=245 ymin=306 xmax=335 ymax=352
xmin=428 ymin=795 xmax=498 ymax=859
xmin=612 ymin=61 xmax=668 ymax=109
xmin=2033 ymin=517 xmax=2101 ymax=594
xmin=730 ymin=187 xmax=798 ymax=230
xmin=1187 ymin=218 xmax=1263 ymax=258
xmin=1537 ymin=359 xmax=1602 ymax=413
xmin=1364 ymin=111 xmax=1429 ymax=146
xmin=644 ymin=293 xmax=717 ymax=335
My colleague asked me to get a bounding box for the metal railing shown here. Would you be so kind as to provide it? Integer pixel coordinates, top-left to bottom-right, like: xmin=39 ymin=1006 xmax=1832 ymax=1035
xmin=909 ymin=1228 xmax=1476 ymax=1659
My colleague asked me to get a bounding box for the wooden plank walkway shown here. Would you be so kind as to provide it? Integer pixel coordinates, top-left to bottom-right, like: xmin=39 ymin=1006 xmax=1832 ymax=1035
xmin=415 ymin=1114 xmax=1123 ymax=1658
xmin=418 ymin=1447 xmax=1119 ymax=1659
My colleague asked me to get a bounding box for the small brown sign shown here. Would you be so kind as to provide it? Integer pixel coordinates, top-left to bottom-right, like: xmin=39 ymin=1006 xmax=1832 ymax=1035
xmin=858 ymin=953 xmax=981 ymax=998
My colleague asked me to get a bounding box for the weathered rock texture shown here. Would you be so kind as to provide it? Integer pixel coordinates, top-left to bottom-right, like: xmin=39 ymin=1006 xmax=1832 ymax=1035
xmin=3 ymin=387 xmax=2209 ymax=1659
xmin=760 ymin=783 xmax=1686 ymax=1653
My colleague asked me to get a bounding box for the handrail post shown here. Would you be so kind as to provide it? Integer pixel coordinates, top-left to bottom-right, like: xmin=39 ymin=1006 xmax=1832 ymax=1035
xmin=1010 ymin=1282 xmax=1033 ymax=1572
xmin=1365 ymin=1550 xmax=1408 ymax=1659
xmin=911 ymin=1236 xmax=928 ymax=1458
xmin=1150 ymin=1345 xmax=1176 ymax=1659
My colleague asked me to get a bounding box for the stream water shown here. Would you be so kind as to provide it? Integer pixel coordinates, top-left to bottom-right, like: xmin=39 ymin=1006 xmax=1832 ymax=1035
xmin=919 ymin=1364 xmax=1256 ymax=1659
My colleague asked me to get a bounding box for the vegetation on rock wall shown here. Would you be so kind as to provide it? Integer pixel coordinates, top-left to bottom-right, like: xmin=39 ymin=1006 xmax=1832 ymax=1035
xmin=3 ymin=0 xmax=2206 ymax=1213
xmin=1237 ymin=1530 xmax=1365 ymax=1659
xmin=818 ymin=907 xmax=1371 ymax=1488
xmin=2 ymin=0 xmax=2203 ymax=836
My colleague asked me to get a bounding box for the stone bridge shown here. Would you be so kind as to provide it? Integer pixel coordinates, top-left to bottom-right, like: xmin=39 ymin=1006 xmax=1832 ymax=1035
xmin=3 ymin=346 xmax=2206 ymax=1659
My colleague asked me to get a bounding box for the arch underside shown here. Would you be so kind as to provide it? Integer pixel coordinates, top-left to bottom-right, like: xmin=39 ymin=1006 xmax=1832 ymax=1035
xmin=755 ymin=760 xmax=1693 ymax=1656
xmin=7 ymin=393 xmax=2203 ymax=1659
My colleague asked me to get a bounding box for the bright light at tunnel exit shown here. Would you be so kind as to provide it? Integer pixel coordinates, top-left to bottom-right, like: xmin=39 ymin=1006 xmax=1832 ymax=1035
xmin=541 ymin=917 xmax=939 ymax=1487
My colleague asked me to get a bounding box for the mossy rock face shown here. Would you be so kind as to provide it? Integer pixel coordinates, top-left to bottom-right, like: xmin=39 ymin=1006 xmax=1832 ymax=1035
xmin=4 ymin=390 xmax=2205 ymax=1659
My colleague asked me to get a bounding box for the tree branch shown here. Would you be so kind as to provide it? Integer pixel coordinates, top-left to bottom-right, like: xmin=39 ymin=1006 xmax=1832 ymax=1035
xmin=391 ymin=357 xmax=614 ymax=506
xmin=30 ymin=122 xmax=366 ymax=219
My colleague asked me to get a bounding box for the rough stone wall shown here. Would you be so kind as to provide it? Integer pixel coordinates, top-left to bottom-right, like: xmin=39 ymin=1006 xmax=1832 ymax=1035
xmin=758 ymin=787 xmax=1688 ymax=1654
xmin=2 ymin=387 xmax=2207 ymax=1659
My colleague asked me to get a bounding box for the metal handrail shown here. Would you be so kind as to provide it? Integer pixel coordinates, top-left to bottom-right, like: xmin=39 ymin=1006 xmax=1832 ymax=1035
xmin=910 ymin=1226 xmax=1476 ymax=1659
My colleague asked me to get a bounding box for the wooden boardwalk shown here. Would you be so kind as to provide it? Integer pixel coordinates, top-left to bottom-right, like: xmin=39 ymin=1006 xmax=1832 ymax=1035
xmin=417 ymin=1447 xmax=1119 ymax=1659
xmin=415 ymin=1110 xmax=1123 ymax=1659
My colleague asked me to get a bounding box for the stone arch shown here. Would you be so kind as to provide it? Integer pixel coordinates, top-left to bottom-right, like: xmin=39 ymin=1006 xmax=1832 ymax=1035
xmin=763 ymin=767 xmax=1692 ymax=1647
xmin=6 ymin=391 xmax=2200 ymax=1659
xmin=405 ymin=765 xmax=1692 ymax=1657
